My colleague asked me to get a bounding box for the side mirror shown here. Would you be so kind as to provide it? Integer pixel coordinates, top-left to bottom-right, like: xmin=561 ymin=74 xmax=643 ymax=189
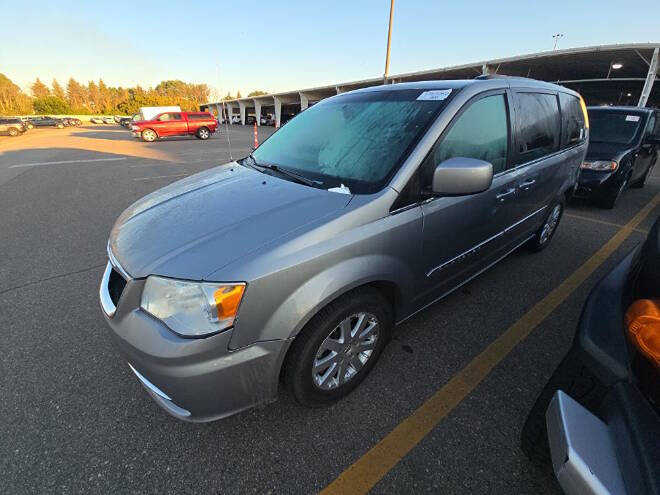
xmin=432 ymin=157 xmax=493 ymax=196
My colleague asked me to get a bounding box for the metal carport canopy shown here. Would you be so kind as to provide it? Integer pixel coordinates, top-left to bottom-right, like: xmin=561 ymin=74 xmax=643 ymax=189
xmin=202 ymin=42 xmax=659 ymax=126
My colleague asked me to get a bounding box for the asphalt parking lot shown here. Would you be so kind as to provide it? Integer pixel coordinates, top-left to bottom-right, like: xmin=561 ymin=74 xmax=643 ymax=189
xmin=1 ymin=125 xmax=659 ymax=494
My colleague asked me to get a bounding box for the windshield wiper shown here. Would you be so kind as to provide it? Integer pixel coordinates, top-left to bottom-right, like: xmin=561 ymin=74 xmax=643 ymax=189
xmin=242 ymin=153 xmax=323 ymax=187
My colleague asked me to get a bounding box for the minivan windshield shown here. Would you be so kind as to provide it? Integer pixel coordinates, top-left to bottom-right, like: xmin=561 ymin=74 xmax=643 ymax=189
xmin=588 ymin=109 xmax=643 ymax=145
xmin=250 ymin=89 xmax=451 ymax=193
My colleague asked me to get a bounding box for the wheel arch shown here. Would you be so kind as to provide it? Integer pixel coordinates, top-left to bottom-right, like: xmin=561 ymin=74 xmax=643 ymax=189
xmin=230 ymin=255 xmax=413 ymax=351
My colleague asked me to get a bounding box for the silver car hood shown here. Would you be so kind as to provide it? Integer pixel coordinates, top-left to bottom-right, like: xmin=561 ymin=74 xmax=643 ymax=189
xmin=109 ymin=163 xmax=353 ymax=280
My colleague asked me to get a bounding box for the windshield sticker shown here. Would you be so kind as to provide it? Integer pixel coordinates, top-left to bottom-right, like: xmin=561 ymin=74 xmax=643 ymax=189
xmin=625 ymin=115 xmax=640 ymax=122
xmin=417 ymin=89 xmax=452 ymax=101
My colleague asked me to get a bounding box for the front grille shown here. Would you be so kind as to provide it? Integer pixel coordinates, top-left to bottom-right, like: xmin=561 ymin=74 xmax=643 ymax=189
xmin=108 ymin=268 xmax=127 ymax=306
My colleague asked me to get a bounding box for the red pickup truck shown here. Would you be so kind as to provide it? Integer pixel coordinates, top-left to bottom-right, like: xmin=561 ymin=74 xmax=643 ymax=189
xmin=131 ymin=111 xmax=218 ymax=142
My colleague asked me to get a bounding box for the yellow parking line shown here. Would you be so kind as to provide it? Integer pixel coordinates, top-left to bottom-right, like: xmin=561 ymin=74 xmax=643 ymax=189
xmin=563 ymin=212 xmax=648 ymax=234
xmin=321 ymin=192 xmax=660 ymax=495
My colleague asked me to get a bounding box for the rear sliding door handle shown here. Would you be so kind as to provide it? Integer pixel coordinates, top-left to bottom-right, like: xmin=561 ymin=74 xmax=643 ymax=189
xmin=496 ymin=188 xmax=516 ymax=201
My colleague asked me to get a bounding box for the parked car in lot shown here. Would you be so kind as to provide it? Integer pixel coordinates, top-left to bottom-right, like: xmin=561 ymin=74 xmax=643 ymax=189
xmin=90 ymin=117 xmax=104 ymax=124
xmin=119 ymin=117 xmax=132 ymax=127
xmin=0 ymin=117 xmax=27 ymax=136
xmin=103 ymin=116 xmax=115 ymax=124
xmin=100 ymin=78 xmax=588 ymax=421
xmin=29 ymin=116 xmax=65 ymax=128
xmin=130 ymin=111 xmax=218 ymax=142
xmin=574 ymin=106 xmax=660 ymax=208
xmin=522 ymin=216 xmax=660 ymax=495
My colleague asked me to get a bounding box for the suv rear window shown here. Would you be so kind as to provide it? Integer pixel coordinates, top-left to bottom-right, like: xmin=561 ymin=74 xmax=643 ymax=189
xmin=558 ymin=93 xmax=586 ymax=148
xmin=513 ymin=92 xmax=560 ymax=165
xmin=188 ymin=113 xmax=212 ymax=120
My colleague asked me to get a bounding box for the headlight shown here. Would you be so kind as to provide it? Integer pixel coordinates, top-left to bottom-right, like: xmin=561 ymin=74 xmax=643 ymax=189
xmin=140 ymin=276 xmax=245 ymax=337
xmin=581 ymin=160 xmax=618 ymax=171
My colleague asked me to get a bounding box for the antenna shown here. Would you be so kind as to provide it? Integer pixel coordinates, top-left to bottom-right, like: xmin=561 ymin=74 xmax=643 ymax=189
xmin=221 ymin=101 xmax=233 ymax=161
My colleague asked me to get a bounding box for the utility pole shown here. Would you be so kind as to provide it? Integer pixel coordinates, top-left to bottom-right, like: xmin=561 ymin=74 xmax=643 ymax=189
xmin=383 ymin=0 xmax=395 ymax=83
xmin=552 ymin=33 xmax=564 ymax=51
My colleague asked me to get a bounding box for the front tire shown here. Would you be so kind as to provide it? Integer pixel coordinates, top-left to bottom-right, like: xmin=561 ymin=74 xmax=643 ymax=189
xmin=521 ymin=349 xmax=607 ymax=470
xmin=8 ymin=127 xmax=19 ymax=137
xmin=526 ymin=201 xmax=563 ymax=252
xmin=282 ymin=288 xmax=392 ymax=407
xmin=631 ymin=162 xmax=655 ymax=189
xmin=141 ymin=129 xmax=157 ymax=142
xmin=600 ymin=174 xmax=628 ymax=209
xmin=196 ymin=127 xmax=210 ymax=140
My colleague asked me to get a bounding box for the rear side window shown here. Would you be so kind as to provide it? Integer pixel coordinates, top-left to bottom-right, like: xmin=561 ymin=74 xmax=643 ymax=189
xmin=430 ymin=94 xmax=509 ymax=175
xmin=188 ymin=113 xmax=212 ymax=120
xmin=559 ymin=93 xmax=586 ymax=148
xmin=158 ymin=113 xmax=182 ymax=121
xmin=513 ymin=92 xmax=560 ymax=165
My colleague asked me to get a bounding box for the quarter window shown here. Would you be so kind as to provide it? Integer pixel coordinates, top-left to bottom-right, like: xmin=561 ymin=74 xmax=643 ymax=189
xmin=514 ymin=92 xmax=560 ymax=165
xmin=559 ymin=93 xmax=586 ymax=148
xmin=430 ymin=94 xmax=509 ymax=176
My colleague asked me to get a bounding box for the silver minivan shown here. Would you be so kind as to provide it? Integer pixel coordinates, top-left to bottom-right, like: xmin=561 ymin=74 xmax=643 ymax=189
xmin=100 ymin=78 xmax=588 ymax=421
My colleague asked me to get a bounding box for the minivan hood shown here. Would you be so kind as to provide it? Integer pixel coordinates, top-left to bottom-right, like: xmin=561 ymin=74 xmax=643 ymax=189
xmin=586 ymin=141 xmax=633 ymax=161
xmin=109 ymin=164 xmax=352 ymax=280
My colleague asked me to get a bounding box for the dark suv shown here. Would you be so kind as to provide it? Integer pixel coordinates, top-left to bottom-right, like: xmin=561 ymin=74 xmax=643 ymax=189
xmin=29 ymin=116 xmax=65 ymax=128
xmin=0 ymin=118 xmax=27 ymax=136
xmin=574 ymin=106 xmax=660 ymax=208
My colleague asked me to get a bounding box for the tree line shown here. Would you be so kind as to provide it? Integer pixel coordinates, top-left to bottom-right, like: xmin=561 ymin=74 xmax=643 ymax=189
xmin=0 ymin=74 xmax=212 ymax=116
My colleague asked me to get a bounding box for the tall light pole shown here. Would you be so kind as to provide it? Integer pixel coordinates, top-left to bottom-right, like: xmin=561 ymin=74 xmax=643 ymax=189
xmin=383 ymin=0 xmax=395 ymax=83
xmin=552 ymin=33 xmax=563 ymax=50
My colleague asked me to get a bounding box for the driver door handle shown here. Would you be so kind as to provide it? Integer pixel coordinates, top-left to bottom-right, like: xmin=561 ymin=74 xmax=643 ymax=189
xmin=496 ymin=188 xmax=516 ymax=202
xmin=518 ymin=179 xmax=536 ymax=191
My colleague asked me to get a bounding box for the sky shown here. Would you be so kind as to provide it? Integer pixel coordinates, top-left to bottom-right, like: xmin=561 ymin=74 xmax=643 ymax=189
xmin=2 ymin=0 xmax=658 ymax=98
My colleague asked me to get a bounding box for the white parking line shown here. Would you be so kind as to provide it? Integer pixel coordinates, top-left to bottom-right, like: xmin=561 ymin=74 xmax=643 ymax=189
xmin=133 ymin=173 xmax=190 ymax=181
xmin=8 ymin=157 xmax=127 ymax=169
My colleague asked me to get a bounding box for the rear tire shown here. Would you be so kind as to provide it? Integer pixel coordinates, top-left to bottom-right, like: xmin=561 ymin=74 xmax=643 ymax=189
xmin=8 ymin=127 xmax=19 ymax=137
xmin=526 ymin=201 xmax=563 ymax=252
xmin=141 ymin=129 xmax=157 ymax=142
xmin=282 ymin=288 xmax=392 ymax=407
xmin=196 ymin=127 xmax=210 ymax=140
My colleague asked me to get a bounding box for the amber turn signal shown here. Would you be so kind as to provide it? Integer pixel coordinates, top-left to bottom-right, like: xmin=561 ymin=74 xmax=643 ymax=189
xmin=214 ymin=285 xmax=246 ymax=319
xmin=625 ymin=299 xmax=660 ymax=368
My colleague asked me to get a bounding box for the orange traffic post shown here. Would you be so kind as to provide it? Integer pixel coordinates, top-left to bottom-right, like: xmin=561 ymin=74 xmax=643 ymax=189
xmin=253 ymin=122 xmax=258 ymax=148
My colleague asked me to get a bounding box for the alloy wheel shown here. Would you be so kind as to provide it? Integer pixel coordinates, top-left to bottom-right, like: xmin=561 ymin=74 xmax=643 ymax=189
xmin=143 ymin=130 xmax=156 ymax=142
xmin=312 ymin=312 xmax=380 ymax=390
xmin=539 ymin=204 xmax=561 ymax=245
xmin=199 ymin=129 xmax=209 ymax=139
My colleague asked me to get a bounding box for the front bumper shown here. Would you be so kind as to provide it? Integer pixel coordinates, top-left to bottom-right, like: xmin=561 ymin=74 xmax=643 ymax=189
xmin=546 ymin=391 xmax=626 ymax=494
xmin=573 ymin=169 xmax=618 ymax=199
xmin=547 ymin=384 xmax=660 ymax=495
xmin=99 ymin=260 xmax=289 ymax=422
